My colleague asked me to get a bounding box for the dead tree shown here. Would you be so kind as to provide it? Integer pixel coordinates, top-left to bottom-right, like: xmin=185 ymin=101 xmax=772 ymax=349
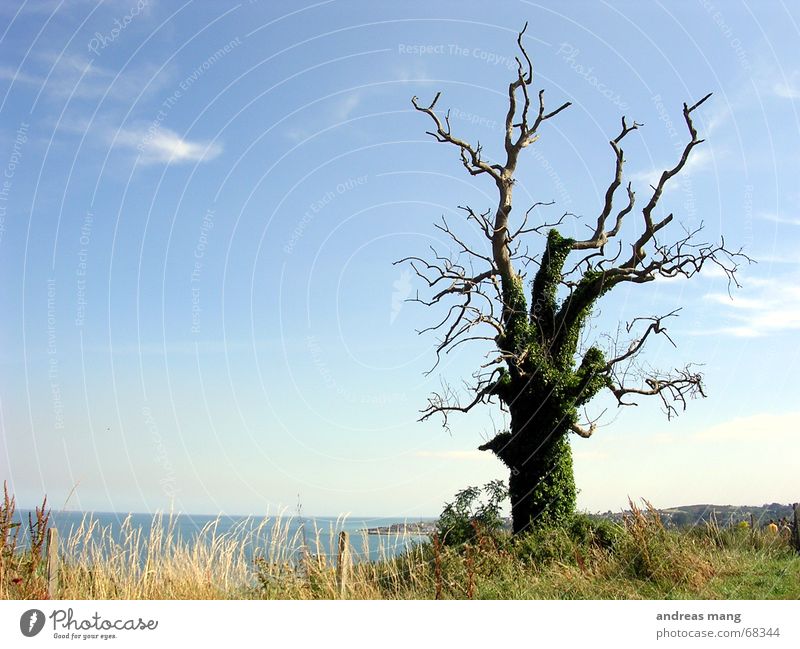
xmin=398 ymin=24 xmax=750 ymax=534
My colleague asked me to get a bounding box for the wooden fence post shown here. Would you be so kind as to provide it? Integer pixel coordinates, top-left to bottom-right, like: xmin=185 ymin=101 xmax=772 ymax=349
xmin=336 ymin=531 xmax=350 ymax=598
xmin=792 ymin=503 xmax=800 ymax=553
xmin=45 ymin=527 xmax=58 ymax=599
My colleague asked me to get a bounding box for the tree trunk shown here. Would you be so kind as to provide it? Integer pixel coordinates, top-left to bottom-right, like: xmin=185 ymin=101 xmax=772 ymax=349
xmin=506 ymin=431 xmax=576 ymax=534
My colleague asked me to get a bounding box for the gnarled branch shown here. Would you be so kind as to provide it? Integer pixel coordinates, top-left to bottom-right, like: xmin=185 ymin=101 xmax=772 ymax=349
xmin=609 ymin=365 xmax=706 ymax=420
xmin=573 ymin=116 xmax=641 ymax=250
xmin=411 ymin=93 xmax=503 ymax=182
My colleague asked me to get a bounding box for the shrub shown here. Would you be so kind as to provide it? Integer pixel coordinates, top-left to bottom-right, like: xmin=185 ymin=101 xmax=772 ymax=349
xmin=509 ymin=513 xmax=622 ymax=567
xmin=567 ymin=513 xmax=623 ymax=551
xmin=436 ymin=480 xmax=508 ymax=547
xmin=512 ymin=524 xmax=576 ymax=565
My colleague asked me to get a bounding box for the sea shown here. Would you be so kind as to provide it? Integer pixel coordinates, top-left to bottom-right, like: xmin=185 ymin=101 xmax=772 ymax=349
xmin=14 ymin=510 xmax=433 ymax=566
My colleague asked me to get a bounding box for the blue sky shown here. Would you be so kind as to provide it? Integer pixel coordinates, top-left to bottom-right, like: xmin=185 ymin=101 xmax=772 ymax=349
xmin=0 ymin=0 xmax=798 ymax=517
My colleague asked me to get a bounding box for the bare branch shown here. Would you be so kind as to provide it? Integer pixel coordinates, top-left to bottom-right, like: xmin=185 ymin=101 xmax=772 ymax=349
xmin=404 ymin=27 xmax=748 ymax=450
xmin=394 ymin=214 xmax=506 ymax=375
xmin=524 ymin=89 xmax=572 ymax=149
xmin=603 ymin=309 xmax=681 ymax=372
xmin=609 ymin=365 xmax=706 ymax=420
xmin=622 ymin=93 xmax=712 ymax=270
xmin=460 ymin=205 xmax=494 ymax=241
xmin=552 ymin=95 xmax=751 ymax=355
xmin=502 ymin=24 xmax=571 ymax=157
xmin=510 ymin=203 xmax=578 ymax=241
xmin=573 ymin=117 xmax=641 ymax=251
xmin=411 ymin=93 xmax=503 ymax=182
xmin=607 ymin=222 xmax=754 ymax=289
xmin=420 ymin=370 xmax=502 ymax=430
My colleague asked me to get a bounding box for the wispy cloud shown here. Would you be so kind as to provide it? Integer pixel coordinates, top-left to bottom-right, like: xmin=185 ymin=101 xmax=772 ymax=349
xmin=700 ymin=101 xmax=733 ymax=135
xmin=693 ymin=411 xmax=799 ymax=442
xmin=649 ymin=261 xmax=730 ymax=287
xmin=1 ymin=52 xmax=168 ymax=102
xmin=113 ymin=126 xmax=222 ymax=165
xmin=772 ymin=71 xmax=800 ymax=99
xmin=628 ymin=148 xmax=715 ymax=191
xmin=283 ymin=127 xmax=311 ymax=143
xmin=42 ymin=115 xmax=222 ymax=167
xmin=0 ymin=66 xmax=43 ymax=86
xmin=391 ymin=59 xmax=432 ymax=84
xmin=701 ymin=275 xmax=800 ymax=337
xmin=281 ymin=91 xmax=363 ymax=142
xmin=748 ymin=251 xmax=800 ymax=264
xmin=627 ymin=167 xmax=660 ymax=189
xmin=757 ymin=212 xmax=800 ymax=226
xmin=332 ymin=92 xmax=361 ymax=122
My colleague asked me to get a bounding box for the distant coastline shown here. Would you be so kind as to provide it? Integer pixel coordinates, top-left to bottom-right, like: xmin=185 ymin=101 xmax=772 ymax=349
xmin=362 ymin=503 xmax=797 ymax=535
xmin=363 ymin=521 xmax=437 ymax=536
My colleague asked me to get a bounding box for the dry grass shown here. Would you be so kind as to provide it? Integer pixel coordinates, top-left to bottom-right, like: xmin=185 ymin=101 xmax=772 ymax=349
xmin=2 ymin=488 xmax=798 ymax=600
xmin=56 ymin=513 xmax=272 ymax=599
xmin=1 ymin=483 xmax=52 ymax=599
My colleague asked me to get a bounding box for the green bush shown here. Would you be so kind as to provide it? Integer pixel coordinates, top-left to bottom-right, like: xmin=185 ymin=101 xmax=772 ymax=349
xmin=510 ymin=513 xmax=622 ymax=566
xmin=567 ymin=514 xmax=623 ymax=551
xmin=512 ymin=525 xmax=575 ymax=565
xmin=436 ymin=480 xmax=508 ymax=547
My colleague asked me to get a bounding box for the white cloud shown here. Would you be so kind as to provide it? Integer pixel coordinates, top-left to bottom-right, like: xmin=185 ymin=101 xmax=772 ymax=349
xmin=392 ymin=59 xmax=432 ymax=83
xmin=284 ymin=127 xmax=311 ymax=143
xmin=113 ymin=126 xmax=222 ymax=165
xmin=627 ymin=168 xmax=660 ymax=188
xmin=683 ymin=147 xmax=714 ymax=174
xmin=773 ymin=72 xmax=800 ymax=100
xmin=701 ymin=276 xmax=800 ymax=337
xmin=41 ymin=115 xmax=221 ymax=166
xmin=0 ymin=66 xmax=44 ymax=86
xmin=749 ymin=251 xmax=800 ymax=264
xmin=628 ymin=148 xmax=715 ymax=192
xmin=1 ymin=52 xmax=168 ymax=103
xmin=282 ymin=91 xmax=364 ymax=141
xmin=758 ymin=212 xmax=800 ymax=226
xmin=578 ymin=409 xmax=800 ymax=511
xmin=333 ymin=92 xmax=361 ymax=122
xmin=701 ymin=102 xmax=732 ymax=135
xmin=692 ymin=411 xmax=799 ymax=442
xmin=703 ymin=293 xmax=769 ymax=310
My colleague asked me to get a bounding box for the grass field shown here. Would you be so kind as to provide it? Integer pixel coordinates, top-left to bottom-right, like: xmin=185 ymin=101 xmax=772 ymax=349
xmin=2 ymin=488 xmax=798 ymax=600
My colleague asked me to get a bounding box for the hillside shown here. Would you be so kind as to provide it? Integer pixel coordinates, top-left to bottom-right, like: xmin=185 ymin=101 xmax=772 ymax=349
xmin=593 ymin=503 xmax=796 ymax=528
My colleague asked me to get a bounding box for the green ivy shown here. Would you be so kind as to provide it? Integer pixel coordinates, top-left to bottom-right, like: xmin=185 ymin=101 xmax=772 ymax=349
xmin=480 ymin=229 xmax=616 ymax=532
xmin=498 ymin=275 xmax=532 ymax=354
xmin=520 ymin=434 xmax=576 ymax=529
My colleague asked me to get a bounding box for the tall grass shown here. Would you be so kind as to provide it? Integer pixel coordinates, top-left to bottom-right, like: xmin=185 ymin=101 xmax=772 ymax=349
xmin=1 ymin=482 xmax=52 ymax=599
xmin=56 ymin=513 xmax=274 ymax=599
xmin=2 ymin=489 xmax=797 ymax=600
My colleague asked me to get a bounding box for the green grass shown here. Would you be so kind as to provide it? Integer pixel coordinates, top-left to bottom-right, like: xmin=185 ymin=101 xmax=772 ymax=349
xmin=709 ymin=556 xmax=800 ymax=599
